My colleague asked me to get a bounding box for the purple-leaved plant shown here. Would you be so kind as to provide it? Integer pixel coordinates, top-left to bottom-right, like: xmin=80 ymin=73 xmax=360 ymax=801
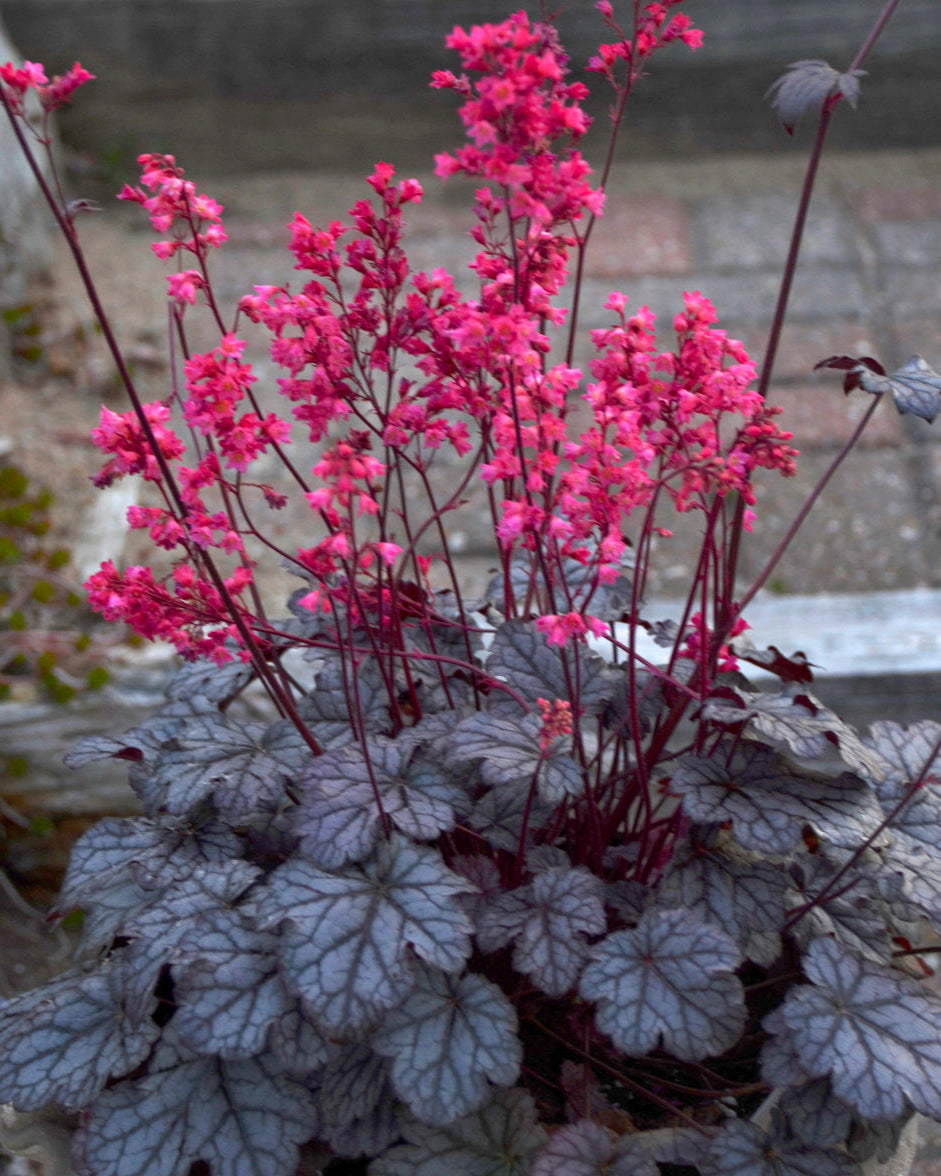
xmin=3 ymin=2 xmax=941 ymax=1174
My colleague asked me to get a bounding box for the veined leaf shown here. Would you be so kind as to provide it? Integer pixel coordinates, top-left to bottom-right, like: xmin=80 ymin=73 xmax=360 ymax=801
xmin=579 ymin=907 xmax=745 ymax=1061
xmin=165 ymin=657 xmax=255 ymax=705
xmin=531 ymin=1119 xmax=659 ymax=1176
xmin=296 ymin=736 xmax=460 ymax=868
xmin=312 ymin=1043 xmax=401 ymax=1158
xmin=671 ymin=742 xmax=884 ymax=854
xmin=862 ymin=720 xmax=941 ymax=919
xmin=153 ymin=713 xmax=309 ymax=817
xmin=775 ymin=936 xmax=941 ymax=1120
xmin=0 ymin=959 xmax=160 ymax=1113
xmin=257 ymin=836 xmax=475 ymax=1033
xmin=172 ymin=908 xmax=332 ymax=1065
xmin=700 ymin=689 xmax=887 ymax=782
xmin=75 ymin=1037 xmax=318 ymax=1176
xmin=371 ymin=1087 xmax=548 ymax=1175
xmin=486 ymin=619 xmax=611 ymax=716
xmin=766 ymin=59 xmax=865 ymax=134
xmin=372 ymin=965 xmax=521 ymax=1125
xmin=300 ymin=652 xmax=393 ymax=747
xmin=773 ymin=1080 xmax=853 ymax=1150
xmin=476 ymin=865 xmax=606 ymax=995
xmin=60 ymin=813 xmax=241 ymax=912
xmin=119 ymin=858 xmax=261 ymax=1021
xmin=449 ymin=712 xmax=583 ymax=804
xmin=467 ymin=782 xmax=553 ymax=854
xmin=815 ymin=354 xmax=941 ymax=423
xmin=701 ymin=1117 xmax=861 ymax=1176
xmin=657 ymin=834 xmax=789 ymax=966
xmin=787 ymin=856 xmax=894 ymax=964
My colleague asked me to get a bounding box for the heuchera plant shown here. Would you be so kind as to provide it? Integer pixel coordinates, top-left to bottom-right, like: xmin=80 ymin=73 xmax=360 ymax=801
xmin=4 ymin=3 xmax=941 ymax=1174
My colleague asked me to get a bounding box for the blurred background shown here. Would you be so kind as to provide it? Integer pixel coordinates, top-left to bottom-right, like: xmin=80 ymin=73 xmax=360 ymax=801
xmin=1 ymin=0 xmax=940 ymax=173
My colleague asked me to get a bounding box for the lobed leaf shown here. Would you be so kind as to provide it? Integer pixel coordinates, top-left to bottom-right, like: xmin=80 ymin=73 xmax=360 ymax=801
xmin=312 ymin=1043 xmax=402 ymax=1158
xmin=531 ymin=1119 xmax=659 ymax=1176
xmin=816 ymin=354 xmax=941 ymax=423
xmin=656 ymin=833 xmax=789 ymax=965
xmin=863 ymin=720 xmax=941 ymax=919
xmin=787 ymin=856 xmax=894 ymax=964
xmin=153 ymin=713 xmax=309 ymax=817
xmin=257 ymin=836 xmax=475 ymax=1033
xmin=701 ymin=688 xmax=887 ymax=782
xmin=486 ymin=619 xmax=611 ymax=716
xmin=0 ymin=959 xmax=160 ymax=1113
xmin=671 ymin=741 xmax=884 ymax=854
xmin=165 ymin=657 xmax=255 ymax=705
xmin=372 ymin=965 xmax=521 ymax=1125
xmin=300 ymin=653 xmax=393 ymax=747
xmin=118 ymin=858 xmax=261 ymax=1021
xmin=476 ymin=865 xmax=606 ymax=995
xmin=467 ymin=783 xmax=553 ymax=854
xmin=74 ymin=1037 xmax=318 ymax=1176
xmin=449 ymin=711 xmax=583 ymax=804
xmin=171 ymin=908 xmax=332 ymax=1063
xmin=774 ymin=936 xmax=941 ymax=1120
xmin=701 ymin=1117 xmax=861 ymax=1176
xmin=296 ymin=735 xmax=461 ymax=868
xmin=371 ymin=1087 xmax=548 ymax=1175
xmin=578 ymin=907 xmax=745 ymax=1061
xmin=766 ymin=59 xmax=865 ymax=134
xmin=773 ymin=1080 xmax=853 ymax=1151
xmin=60 ymin=813 xmax=241 ymax=912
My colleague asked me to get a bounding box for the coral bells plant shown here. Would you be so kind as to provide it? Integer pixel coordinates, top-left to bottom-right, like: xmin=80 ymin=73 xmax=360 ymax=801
xmin=5 ymin=3 xmax=941 ymax=1175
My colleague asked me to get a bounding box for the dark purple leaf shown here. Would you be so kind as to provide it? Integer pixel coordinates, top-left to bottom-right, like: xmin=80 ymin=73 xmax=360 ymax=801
xmin=775 ymin=936 xmax=941 ymax=1120
xmin=74 ymin=1037 xmax=318 ymax=1176
xmin=766 ymin=59 xmax=865 ymax=134
xmin=579 ymin=907 xmax=745 ymax=1061
xmin=816 ymin=354 xmax=941 ymax=423
xmin=372 ymin=965 xmax=521 ymax=1125
xmin=257 ymin=836 xmax=475 ymax=1033
xmin=672 ymin=742 xmax=884 ymax=854
xmin=476 ymin=865 xmax=606 ymax=995
xmin=371 ymin=1088 xmax=548 ymax=1175
xmin=0 ymin=959 xmax=160 ymax=1113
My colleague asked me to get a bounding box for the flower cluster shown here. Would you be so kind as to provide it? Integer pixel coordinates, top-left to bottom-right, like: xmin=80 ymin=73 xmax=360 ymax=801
xmin=3 ymin=6 xmax=793 ymax=676
xmin=588 ymin=0 xmax=703 ymax=81
xmin=0 ymin=59 xmax=93 ymax=113
xmin=117 ymin=152 xmax=227 ymax=267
